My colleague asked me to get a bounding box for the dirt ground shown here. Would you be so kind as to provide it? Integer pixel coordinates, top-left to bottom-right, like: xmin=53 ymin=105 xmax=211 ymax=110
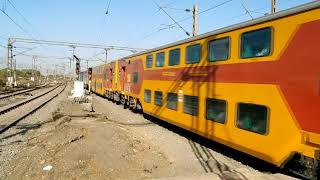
xmin=0 ymin=85 xmax=296 ymax=180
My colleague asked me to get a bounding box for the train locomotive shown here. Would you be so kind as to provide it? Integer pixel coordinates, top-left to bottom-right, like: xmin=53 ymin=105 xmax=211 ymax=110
xmin=89 ymin=2 xmax=320 ymax=179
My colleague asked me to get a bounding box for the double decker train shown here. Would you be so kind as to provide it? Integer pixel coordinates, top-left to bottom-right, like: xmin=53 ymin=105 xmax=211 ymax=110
xmin=87 ymin=2 xmax=320 ymax=179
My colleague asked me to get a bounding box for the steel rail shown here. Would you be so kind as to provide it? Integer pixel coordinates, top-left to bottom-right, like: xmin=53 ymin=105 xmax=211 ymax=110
xmin=0 ymin=85 xmax=46 ymax=100
xmin=0 ymin=85 xmax=66 ymax=134
xmin=0 ymin=85 xmax=59 ymax=115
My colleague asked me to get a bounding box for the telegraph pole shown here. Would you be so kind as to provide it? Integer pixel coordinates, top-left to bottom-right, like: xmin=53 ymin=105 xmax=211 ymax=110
xmin=271 ymin=0 xmax=276 ymax=14
xmin=192 ymin=1 xmax=198 ymax=37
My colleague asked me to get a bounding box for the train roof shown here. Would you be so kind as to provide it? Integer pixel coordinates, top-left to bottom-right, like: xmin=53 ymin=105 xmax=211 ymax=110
xmin=124 ymin=1 xmax=320 ymax=59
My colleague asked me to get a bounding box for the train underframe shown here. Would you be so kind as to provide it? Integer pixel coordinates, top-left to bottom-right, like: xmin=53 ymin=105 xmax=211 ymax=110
xmin=285 ymin=153 xmax=319 ymax=179
xmin=105 ymin=90 xmax=142 ymax=111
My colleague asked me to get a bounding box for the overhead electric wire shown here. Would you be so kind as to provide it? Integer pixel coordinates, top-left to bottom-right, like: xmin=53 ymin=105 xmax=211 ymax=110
xmin=153 ymin=1 xmax=190 ymax=36
xmin=141 ymin=0 xmax=232 ymax=40
xmin=240 ymin=0 xmax=254 ymax=19
xmin=105 ymin=0 xmax=112 ymax=14
xmin=7 ymin=0 xmax=32 ymax=26
xmin=12 ymin=47 xmax=37 ymax=57
xmin=166 ymin=0 xmax=233 ymax=27
xmin=3 ymin=1 xmax=59 ymax=58
xmin=0 ymin=9 xmax=34 ymax=38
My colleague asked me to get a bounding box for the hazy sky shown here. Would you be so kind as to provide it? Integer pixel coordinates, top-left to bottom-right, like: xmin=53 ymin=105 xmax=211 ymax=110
xmin=0 ymin=0 xmax=315 ymax=73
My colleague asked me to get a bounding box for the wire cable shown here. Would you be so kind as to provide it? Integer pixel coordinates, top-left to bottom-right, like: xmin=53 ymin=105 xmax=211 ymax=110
xmin=0 ymin=9 xmax=34 ymax=38
xmin=153 ymin=1 xmax=190 ymax=36
xmin=7 ymin=0 xmax=32 ymax=26
xmin=168 ymin=0 xmax=233 ymax=27
xmin=105 ymin=0 xmax=112 ymax=14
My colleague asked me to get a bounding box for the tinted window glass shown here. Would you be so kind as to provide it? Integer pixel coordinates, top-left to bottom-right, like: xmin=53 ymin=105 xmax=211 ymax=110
xmin=241 ymin=28 xmax=272 ymax=58
xmin=156 ymin=52 xmax=165 ymax=67
xmin=146 ymin=55 xmax=153 ymax=68
xmin=183 ymin=95 xmax=198 ymax=116
xmin=104 ymin=73 xmax=108 ymax=80
xmin=237 ymin=103 xmax=268 ymax=135
xmin=169 ymin=49 xmax=180 ymax=66
xmin=186 ymin=44 xmax=201 ymax=64
xmin=167 ymin=93 xmax=178 ymax=110
xmin=144 ymin=90 xmax=151 ymax=103
xmin=206 ymin=99 xmax=227 ymax=124
xmin=154 ymin=91 xmax=163 ymax=106
xmin=133 ymin=72 xmax=138 ymax=83
xmin=208 ymin=37 xmax=230 ymax=61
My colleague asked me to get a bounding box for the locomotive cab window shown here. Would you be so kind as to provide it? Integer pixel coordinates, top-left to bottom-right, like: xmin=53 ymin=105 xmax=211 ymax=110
xmin=167 ymin=93 xmax=178 ymax=110
xmin=237 ymin=103 xmax=268 ymax=135
xmin=208 ymin=37 xmax=230 ymax=61
xmin=241 ymin=27 xmax=272 ymax=58
xmin=156 ymin=52 xmax=165 ymax=67
xmin=186 ymin=44 xmax=201 ymax=64
xmin=169 ymin=48 xmax=180 ymax=66
xmin=146 ymin=55 xmax=153 ymax=68
xmin=206 ymin=99 xmax=227 ymax=124
xmin=183 ymin=95 xmax=199 ymax=116
xmin=144 ymin=90 xmax=151 ymax=103
xmin=154 ymin=91 xmax=163 ymax=106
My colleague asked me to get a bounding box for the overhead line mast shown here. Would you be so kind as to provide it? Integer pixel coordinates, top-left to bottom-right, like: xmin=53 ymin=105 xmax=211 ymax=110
xmin=193 ymin=1 xmax=198 ymax=36
xmin=9 ymin=38 xmax=148 ymax=52
xmin=272 ymin=0 xmax=276 ymax=14
xmin=6 ymin=37 xmax=147 ymax=86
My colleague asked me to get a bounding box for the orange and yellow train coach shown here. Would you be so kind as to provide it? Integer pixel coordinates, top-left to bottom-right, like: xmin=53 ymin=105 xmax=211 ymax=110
xmin=90 ymin=2 xmax=320 ymax=179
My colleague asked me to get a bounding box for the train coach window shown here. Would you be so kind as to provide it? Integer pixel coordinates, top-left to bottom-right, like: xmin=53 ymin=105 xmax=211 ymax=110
xmin=241 ymin=27 xmax=272 ymax=59
xmin=156 ymin=52 xmax=165 ymax=67
xmin=154 ymin=91 xmax=163 ymax=106
xmin=133 ymin=72 xmax=138 ymax=83
xmin=146 ymin=55 xmax=153 ymax=68
xmin=167 ymin=93 xmax=178 ymax=110
xmin=183 ymin=95 xmax=199 ymax=116
xmin=169 ymin=48 xmax=180 ymax=66
xmin=208 ymin=37 xmax=230 ymax=61
xmin=144 ymin=90 xmax=151 ymax=103
xmin=186 ymin=44 xmax=201 ymax=64
xmin=206 ymin=99 xmax=227 ymax=124
xmin=237 ymin=103 xmax=268 ymax=135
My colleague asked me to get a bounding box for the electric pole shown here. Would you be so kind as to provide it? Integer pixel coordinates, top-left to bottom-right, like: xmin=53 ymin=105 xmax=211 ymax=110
xmin=7 ymin=40 xmax=13 ymax=86
xmin=32 ymin=55 xmax=36 ymax=83
xmin=192 ymin=1 xmax=198 ymax=37
xmin=271 ymin=0 xmax=276 ymax=14
xmin=105 ymin=49 xmax=109 ymax=63
xmin=13 ymin=56 xmax=16 ymax=87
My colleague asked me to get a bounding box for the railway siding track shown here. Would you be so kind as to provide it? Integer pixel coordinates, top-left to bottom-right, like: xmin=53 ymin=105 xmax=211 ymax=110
xmin=0 ymin=85 xmax=66 ymax=134
xmin=0 ymin=85 xmax=46 ymax=100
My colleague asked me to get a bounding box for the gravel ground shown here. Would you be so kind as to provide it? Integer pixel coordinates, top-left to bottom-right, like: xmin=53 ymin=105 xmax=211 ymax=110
xmin=92 ymin=95 xmax=294 ymax=179
xmin=0 ymin=86 xmax=296 ymax=179
xmin=0 ymin=85 xmax=71 ymax=179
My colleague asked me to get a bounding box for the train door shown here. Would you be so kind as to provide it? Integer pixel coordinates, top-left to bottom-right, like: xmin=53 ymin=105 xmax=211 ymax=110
xmin=109 ymin=68 xmax=113 ymax=88
xmin=121 ymin=66 xmax=126 ymax=91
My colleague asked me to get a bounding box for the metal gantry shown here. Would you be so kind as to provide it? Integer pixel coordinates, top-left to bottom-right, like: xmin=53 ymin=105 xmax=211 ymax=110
xmin=6 ymin=37 xmax=148 ymax=86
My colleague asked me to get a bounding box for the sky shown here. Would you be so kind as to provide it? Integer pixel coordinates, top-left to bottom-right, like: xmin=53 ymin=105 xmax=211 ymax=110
xmin=0 ymin=0 xmax=315 ymax=74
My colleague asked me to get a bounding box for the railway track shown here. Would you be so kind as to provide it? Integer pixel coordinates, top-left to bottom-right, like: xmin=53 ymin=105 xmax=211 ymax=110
xmin=0 ymin=84 xmax=66 ymax=134
xmin=0 ymin=85 xmax=47 ymax=100
xmin=188 ymin=140 xmax=252 ymax=179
